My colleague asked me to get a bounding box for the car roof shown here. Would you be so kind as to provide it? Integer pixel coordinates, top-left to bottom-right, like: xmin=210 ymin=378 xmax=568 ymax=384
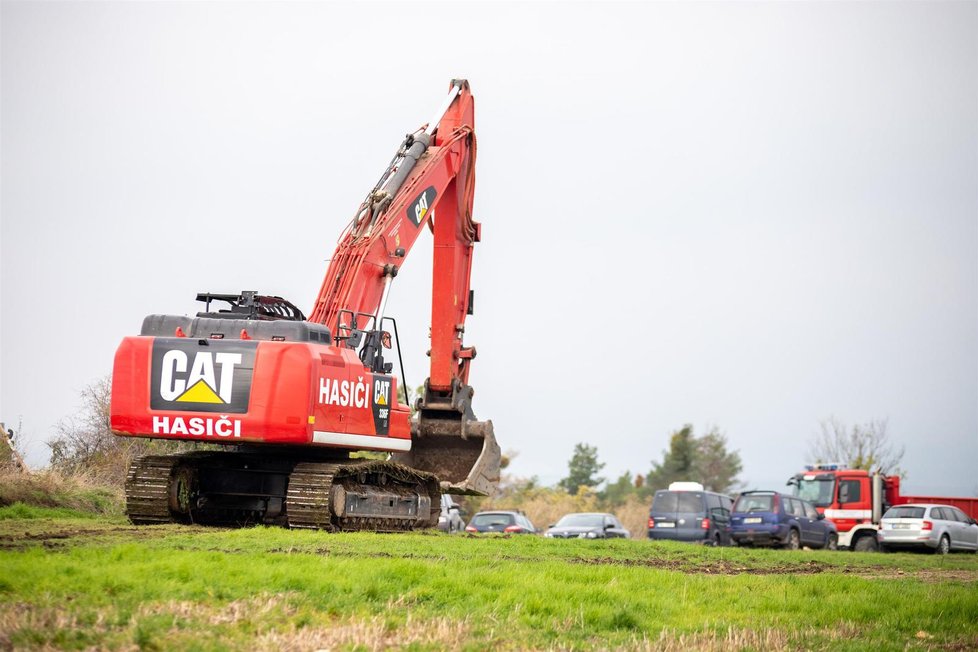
xmin=894 ymin=503 xmax=958 ymax=509
xmin=473 ymin=510 xmax=521 ymax=516
xmin=561 ymin=512 xmax=611 ymax=517
xmin=738 ymin=490 xmax=779 ymax=495
xmin=655 ymin=489 xmax=731 ymax=497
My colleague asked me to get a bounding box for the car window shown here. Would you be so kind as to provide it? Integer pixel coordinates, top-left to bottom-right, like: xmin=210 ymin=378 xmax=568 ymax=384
xmin=721 ymin=496 xmax=733 ymax=511
xmin=653 ymin=491 xmax=703 ymax=513
xmin=652 ymin=492 xmax=677 ymax=513
xmin=883 ymin=506 xmax=925 ymax=519
xmin=472 ymin=513 xmax=514 ymax=527
xmin=706 ymin=494 xmax=721 ymax=510
xmin=734 ymin=494 xmax=774 ymax=512
xmin=521 ymin=515 xmax=535 ymax=531
xmin=838 ymin=480 xmax=862 ymax=505
xmin=803 ymin=501 xmax=819 ymax=519
xmin=556 ymin=514 xmax=603 ymax=528
xmin=951 ymin=508 xmax=971 ymax=523
xmin=931 ymin=507 xmax=948 ymax=521
xmin=792 ymin=498 xmax=807 ymax=517
xmin=678 ymin=493 xmax=703 ymax=512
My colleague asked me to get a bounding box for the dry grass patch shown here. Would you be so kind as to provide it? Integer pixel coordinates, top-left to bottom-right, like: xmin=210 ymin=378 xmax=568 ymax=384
xmin=0 ymin=598 xmax=472 ymax=652
xmin=0 ymin=469 xmax=123 ymax=517
xmin=255 ymin=615 xmax=471 ymax=651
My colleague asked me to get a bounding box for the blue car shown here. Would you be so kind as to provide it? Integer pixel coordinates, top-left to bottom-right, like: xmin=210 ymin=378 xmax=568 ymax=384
xmin=730 ymin=491 xmax=838 ymax=550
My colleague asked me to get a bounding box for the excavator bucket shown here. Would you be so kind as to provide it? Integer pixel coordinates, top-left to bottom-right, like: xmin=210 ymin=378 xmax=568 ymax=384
xmin=396 ymin=417 xmax=501 ymax=496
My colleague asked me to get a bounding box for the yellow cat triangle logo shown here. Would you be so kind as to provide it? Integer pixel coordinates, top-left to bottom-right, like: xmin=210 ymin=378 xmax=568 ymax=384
xmin=376 ymin=393 xmax=387 ymax=406
xmin=176 ymin=380 xmax=225 ymax=404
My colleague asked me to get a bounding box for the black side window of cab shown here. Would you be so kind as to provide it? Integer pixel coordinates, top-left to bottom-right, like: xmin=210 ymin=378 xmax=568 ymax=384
xmin=838 ymin=480 xmax=862 ymax=504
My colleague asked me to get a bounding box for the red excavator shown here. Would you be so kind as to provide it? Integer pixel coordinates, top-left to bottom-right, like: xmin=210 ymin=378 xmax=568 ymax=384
xmin=110 ymin=80 xmax=500 ymax=531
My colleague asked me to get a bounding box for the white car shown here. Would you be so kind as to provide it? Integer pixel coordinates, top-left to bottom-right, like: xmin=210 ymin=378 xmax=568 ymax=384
xmin=437 ymin=494 xmax=466 ymax=534
xmin=879 ymin=504 xmax=978 ymax=554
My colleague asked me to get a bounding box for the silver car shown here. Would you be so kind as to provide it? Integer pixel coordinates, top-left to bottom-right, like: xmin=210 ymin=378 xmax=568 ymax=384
xmin=879 ymin=504 xmax=978 ymax=554
xmin=437 ymin=494 xmax=466 ymax=534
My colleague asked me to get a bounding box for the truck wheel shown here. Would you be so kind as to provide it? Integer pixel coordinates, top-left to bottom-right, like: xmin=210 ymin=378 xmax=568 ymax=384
xmin=852 ymin=535 xmax=879 ymax=553
xmin=783 ymin=529 xmax=800 ymax=551
xmin=934 ymin=535 xmax=950 ymax=555
xmin=825 ymin=533 xmax=838 ymax=551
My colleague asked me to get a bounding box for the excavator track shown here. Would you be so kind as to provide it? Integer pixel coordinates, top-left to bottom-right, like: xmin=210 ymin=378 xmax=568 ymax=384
xmin=285 ymin=462 xmax=338 ymax=530
xmin=124 ymin=453 xmax=440 ymax=532
xmin=125 ymin=455 xmax=181 ymax=524
xmin=287 ymin=460 xmax=440 ymax=531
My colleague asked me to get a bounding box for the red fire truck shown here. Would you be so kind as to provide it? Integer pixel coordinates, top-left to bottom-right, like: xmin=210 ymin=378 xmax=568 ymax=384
xmin=789 ymin=464 xmax=978 ymax=551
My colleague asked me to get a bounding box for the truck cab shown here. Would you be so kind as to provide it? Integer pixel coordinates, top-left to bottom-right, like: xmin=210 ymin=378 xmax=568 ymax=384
xmin=790 ymin=465 xmax=888 ymax=551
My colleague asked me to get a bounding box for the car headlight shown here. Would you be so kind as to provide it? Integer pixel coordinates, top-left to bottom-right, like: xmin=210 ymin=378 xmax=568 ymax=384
xmin=544 ymin=532 xmax=553 ymax=538
xmin=584 ymin=531 xmax=598 ymax=539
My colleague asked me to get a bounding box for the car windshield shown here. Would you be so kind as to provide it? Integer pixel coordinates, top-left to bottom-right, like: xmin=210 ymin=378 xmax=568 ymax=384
xmin=734 ymin=494 xmax=775 ymax=513
xmin=794 ymin=478 xmax=835 ymax=507
xmin=652 ymin=492 xmax=703 ymax=513
xmin=471 ymin=513 xmax=515 ymax=527
xmin=555 ymin=514 xmax=603 ymax=528
xmin=883 ymin=506 xmax=925 ymax=519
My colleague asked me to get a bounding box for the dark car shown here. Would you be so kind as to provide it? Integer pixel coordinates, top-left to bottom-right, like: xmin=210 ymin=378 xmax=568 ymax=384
xmin=465 ymin=510 xmax=537 ymax=534
xmin=730 ymin=491 xmax=838 ymax=550
xmin=437 ymin=494 xmax=466 ymax=534
xmin=544 ymin=512 xmax=630 ymax=539
xmin=647 ymin=482 xmax=733 ymax=546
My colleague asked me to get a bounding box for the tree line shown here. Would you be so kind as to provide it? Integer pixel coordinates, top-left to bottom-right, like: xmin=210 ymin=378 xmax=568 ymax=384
xmin=557 ymin=424 xmax=743 ymax=504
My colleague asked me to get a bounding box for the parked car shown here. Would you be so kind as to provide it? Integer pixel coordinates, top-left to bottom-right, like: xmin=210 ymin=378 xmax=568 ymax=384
xmin=730 ymin=491 xmax=838 ymax=550
xmin=465 ymin=510 xmax=537 ymax=534
xmin=647 ymin=482 xmax=733 ymax=546
xmin=544 ymin=513 xmax=630 ymax=539
xmin=879 ymin=504 xmax=978 ymax=554
xmin=437 ymin=494 xmax=466 ymax=534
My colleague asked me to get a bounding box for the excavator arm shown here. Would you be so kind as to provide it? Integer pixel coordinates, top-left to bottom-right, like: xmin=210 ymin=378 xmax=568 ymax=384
xmin=310 ymin=80 xmax=498 ymax=495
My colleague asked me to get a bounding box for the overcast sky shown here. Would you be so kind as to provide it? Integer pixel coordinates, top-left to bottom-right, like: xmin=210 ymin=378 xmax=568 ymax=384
xmin=2 ymin=1 xmax=976 ymax=496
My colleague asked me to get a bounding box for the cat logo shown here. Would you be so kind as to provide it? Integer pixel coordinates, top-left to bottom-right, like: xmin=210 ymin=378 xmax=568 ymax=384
xmin=160 ymin=350 xmax=239 ymax=404
xmin=406 ymin=186 xmax=437 ymax=227
xmin=374 ymin=379 xmax=390 ymax=406
xmin=151 ymin=340 xmax=256 ymax=414
xmin=371 ymin=375 xmax=392 ymax=436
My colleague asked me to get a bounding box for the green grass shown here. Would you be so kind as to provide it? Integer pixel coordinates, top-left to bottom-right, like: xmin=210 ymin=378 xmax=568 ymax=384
xmin=0 ymin=518 xmax=976 ymax=651
xmin=0 ymin=503 xmax=100 ymax=521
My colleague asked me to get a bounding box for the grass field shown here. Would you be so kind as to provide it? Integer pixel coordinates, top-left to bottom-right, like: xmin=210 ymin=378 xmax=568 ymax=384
xmin=0 ymin=504 xmax=976 ymax=651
